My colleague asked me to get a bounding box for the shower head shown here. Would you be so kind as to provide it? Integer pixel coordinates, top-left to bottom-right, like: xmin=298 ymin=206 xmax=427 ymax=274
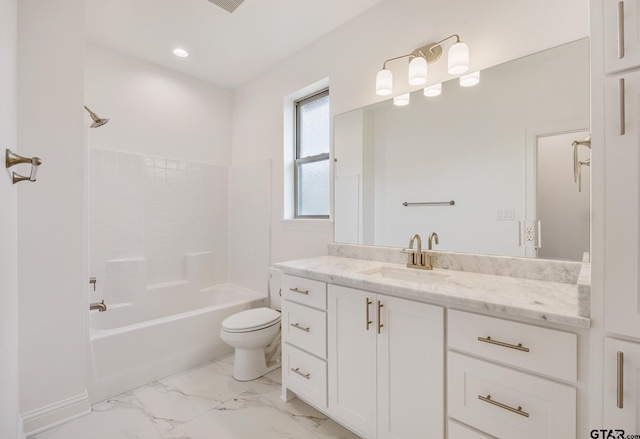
xmin=84 ymin=105 xmax=109 ymax=128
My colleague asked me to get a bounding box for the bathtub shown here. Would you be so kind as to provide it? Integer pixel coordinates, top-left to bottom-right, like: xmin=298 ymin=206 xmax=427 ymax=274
xmin=86 ymin=283 xmax=267 ymax=404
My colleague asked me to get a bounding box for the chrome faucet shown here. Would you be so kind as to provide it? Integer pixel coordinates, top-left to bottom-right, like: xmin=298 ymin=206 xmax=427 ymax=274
xmin=90 ymin=300 xmax=107 ymax=312
xmin=402 ymin=233 xmax=428 ymax=269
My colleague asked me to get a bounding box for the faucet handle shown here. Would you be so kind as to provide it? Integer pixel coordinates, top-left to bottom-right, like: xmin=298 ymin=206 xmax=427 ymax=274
xmin=401 ymin=248 xmax=418 ymax=266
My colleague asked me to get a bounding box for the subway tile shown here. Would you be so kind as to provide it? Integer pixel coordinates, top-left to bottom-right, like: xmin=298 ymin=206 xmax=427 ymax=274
xmin=118 ymin=152 xmax=131 ymax=166
xmin=103 ymin=150 xmax=117 ymax=165
xmin=89 ymin=159 xmax=103 ymax=176
xmin=103 ymin=160 xmax=118 ymax=176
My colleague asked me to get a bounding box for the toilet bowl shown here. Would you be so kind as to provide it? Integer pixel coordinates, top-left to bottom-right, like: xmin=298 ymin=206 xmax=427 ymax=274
xmin=220 ymin=269 xmax=282 ymax=381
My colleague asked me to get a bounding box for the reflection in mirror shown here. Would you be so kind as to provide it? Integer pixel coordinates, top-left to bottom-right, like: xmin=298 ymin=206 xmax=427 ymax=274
xmin=334 ymin=38 xmax=590 ymax=261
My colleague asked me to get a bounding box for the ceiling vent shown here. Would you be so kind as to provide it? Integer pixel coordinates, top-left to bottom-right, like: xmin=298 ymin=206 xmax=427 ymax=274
xmin=207 ymin=0 xmax=245 ymax=13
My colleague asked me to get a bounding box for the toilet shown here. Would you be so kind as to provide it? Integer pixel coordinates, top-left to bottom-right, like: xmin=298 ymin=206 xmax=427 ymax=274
xmin=220 ymin=268 xmax=282 ymax=381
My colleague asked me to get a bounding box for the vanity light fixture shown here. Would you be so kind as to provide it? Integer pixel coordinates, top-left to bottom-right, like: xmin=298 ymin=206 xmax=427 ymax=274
xmin=375 ymin=34 xmax=469 ymax=96
xmin=173 ymin=48 xmax=189 ymax=58
xmin=393 ymin=93 xmax=411 ymax=106
xmin=460 ymin=71 xmax=480 ymax=87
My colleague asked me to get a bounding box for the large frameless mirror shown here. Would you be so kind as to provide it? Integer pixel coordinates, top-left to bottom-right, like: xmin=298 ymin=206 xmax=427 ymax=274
xmin=334 ymin=38 xmax=590 ymax=261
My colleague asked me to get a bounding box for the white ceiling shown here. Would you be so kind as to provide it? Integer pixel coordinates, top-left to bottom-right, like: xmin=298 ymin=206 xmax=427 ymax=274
xmin=85 ymin=0 xmax=385 ymax=89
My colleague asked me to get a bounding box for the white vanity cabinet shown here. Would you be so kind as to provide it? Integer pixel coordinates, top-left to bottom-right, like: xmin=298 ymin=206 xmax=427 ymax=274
xmin=605 ymin=69 xmax=640 ymax=338
xmin=604 ymin=0 xmax=640 ymax=74
xmin=281 ymin=274 xmax=328 ymax=408
xmin=447 ymin=310 xmax=577 ymax=439
xmin=327 ymin=284 xmax=445 ymax=439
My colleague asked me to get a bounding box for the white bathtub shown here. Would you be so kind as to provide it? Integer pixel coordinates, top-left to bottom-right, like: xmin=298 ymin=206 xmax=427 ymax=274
xmin=86 ymin=283 xmax=267 ymax=403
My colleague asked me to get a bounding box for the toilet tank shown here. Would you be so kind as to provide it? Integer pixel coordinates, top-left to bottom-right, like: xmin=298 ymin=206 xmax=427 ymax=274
xmin=267 ymin=267 xmax=282 ymax=311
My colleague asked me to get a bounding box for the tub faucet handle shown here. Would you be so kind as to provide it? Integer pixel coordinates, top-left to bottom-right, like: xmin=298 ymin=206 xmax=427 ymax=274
xmin=89 ymin=277 xmax=97 ymax=291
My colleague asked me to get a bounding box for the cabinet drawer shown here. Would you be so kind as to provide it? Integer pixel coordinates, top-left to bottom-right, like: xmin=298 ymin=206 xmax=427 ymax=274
xmin=448 ymin=420 xmax=495 ymax=439
xmin=448 ymin=310 xmax=577 ymax=383
xmin=283 ymin=343 xmax=327 ymax=408
xmin=282 ymin=301 xmax=326 ymax=358
xmin=448 ymin=352 xmax=576 ymax=439
xmin=282 ymin=275 xmax=327 ymax=310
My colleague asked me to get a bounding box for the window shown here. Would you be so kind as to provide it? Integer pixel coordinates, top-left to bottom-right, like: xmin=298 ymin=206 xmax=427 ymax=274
xmin=294 ymin=89 xmax=330 ymax=218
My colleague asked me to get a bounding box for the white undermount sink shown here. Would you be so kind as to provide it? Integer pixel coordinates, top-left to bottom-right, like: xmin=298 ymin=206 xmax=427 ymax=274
xmin=359 ymin=266 xmax=450 ymax=285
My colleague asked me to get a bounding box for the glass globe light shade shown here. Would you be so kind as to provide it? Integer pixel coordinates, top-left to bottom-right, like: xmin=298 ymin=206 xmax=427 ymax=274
xmin=376 ymin=68 xmax=393 ymax=96
xmin=408 ymin=56 xmax=428 ymax=86
xmin=393 ymin=93 xmax=410 ymax=106
xmin=448 ymin=41 xmax=469 ymax=74
xmin=423 ymin=83 xmax=442 ymax=97
xmin=459 ymin=71 xmax=480 ymax=87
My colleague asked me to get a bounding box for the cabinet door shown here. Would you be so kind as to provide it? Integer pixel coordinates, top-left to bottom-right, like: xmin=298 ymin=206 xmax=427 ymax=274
xmin=377 ymin=296 xmax=444 ymax=439
xmin=605 ymin=71 xmax=640 ymax=337
xmin=605 ymin=0 xmax=640 ymax=73
xmin=328 ymin=285 xmax=377 ymax=439
xmin=604 ymin=337 xmax=640 ymax=432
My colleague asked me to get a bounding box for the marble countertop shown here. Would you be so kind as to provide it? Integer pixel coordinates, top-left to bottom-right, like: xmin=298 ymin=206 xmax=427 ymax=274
xmin=275 ymin=255 xmax=590 ymax=328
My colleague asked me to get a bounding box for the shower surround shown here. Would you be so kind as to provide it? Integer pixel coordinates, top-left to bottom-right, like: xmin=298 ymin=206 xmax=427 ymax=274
xmin=88 ymin=148 xmax=229 ymax=304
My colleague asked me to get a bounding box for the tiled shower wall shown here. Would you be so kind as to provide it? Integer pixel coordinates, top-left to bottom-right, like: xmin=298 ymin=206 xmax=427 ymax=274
xmin=89 ymin=148 xmax=228 ymax=303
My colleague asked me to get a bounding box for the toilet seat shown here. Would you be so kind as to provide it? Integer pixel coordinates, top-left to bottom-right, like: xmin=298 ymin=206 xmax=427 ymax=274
xmin=222 ymin=308 xmax=281 ymax=333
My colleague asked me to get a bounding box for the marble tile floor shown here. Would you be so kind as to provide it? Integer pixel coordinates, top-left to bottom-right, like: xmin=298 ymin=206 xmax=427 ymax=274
xmin=30 ymin=354 xmax=362 ymax=439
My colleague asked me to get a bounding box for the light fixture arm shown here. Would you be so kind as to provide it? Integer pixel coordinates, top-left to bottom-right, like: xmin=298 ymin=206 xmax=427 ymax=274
xmin=382 ymin=53 xmax=415 ymax=69
xmin=428 ymin=34 xmax=461 ymax=54
xmin=381 ymin=35 xmax=462 ymax=69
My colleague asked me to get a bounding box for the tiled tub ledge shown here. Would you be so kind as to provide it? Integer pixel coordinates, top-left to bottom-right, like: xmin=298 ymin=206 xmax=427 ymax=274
xmin=276 ymin=249 xmax=591 ymax=329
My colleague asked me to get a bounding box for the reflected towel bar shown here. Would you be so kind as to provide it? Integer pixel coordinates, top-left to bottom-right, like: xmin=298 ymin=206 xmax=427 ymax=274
xmin=402 ymin=200 xmax=455 ymax=207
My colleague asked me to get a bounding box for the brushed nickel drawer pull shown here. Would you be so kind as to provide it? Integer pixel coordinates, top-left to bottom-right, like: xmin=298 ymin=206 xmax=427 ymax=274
xmin=478 ymin=394 xmax=530 ymax=418
xmin=366 ymin=298 xmax=372 ymax=331
xmin=618 ymin=1 xmax=625 ymax=59
xmin=377 ymin=301 xmax=384 ymax=334
xmin=290 ymin=322 xmax=310 ymax=333
xmin=289 ymin=287 xmax=309 ymax=295
xmin=291 ymin=367 xmax=310 ymax=379
xmin=477 ymin=336 xmax=530 ymax=352
xmin=619 ymin=78 xmax=626 ymax=135
xmin=617 ymin=351 xmax=624 ymax=409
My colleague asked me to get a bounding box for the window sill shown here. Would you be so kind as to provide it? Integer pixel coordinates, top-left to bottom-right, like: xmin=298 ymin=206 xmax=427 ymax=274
xmin=281 ymin=218 xmax=333 ymax=232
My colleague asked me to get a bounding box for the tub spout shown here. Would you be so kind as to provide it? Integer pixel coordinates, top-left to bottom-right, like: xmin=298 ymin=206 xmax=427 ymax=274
xmin=90 ymin=300 xmax=107 ymax=312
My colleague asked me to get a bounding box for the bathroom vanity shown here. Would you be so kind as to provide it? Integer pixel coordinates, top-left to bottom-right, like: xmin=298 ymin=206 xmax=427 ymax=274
xmin=276 ymin=244 xmax=590 ymax=439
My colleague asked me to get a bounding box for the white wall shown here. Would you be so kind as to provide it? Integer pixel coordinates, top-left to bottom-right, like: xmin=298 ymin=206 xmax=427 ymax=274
xmin=17 ymin=0 xmax=89 ymax=434
xmin=85 ymin=44 xmax=232 ymax=165
xmin=228 ymin=160 xmax=272 ymax=293
xmin=0 ymin=0 xmax=20 ymax=437
xmin=231 ymin=0 xmax=589 ymax=275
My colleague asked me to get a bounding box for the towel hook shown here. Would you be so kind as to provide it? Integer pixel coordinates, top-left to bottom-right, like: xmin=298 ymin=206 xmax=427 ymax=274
xmin=5 ymin=149 xmax=42 ymax=184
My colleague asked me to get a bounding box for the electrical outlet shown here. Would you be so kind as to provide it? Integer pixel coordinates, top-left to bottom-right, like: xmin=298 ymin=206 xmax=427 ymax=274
xmin=519 ymin=220 xmax=541 ymax=248
xmin=524 ymin=225 xmax=535 ymax=242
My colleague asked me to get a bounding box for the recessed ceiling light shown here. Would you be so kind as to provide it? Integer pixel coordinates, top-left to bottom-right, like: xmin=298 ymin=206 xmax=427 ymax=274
xmin=173 ymin=48 xmax=189 ymax=58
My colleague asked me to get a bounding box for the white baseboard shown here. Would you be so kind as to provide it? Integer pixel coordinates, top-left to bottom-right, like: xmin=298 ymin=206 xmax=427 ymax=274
xmin=22 ymin=392 xmax=90 ymax=438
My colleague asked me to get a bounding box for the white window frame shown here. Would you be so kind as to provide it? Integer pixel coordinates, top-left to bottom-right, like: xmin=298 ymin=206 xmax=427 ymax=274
xmin=293 ymin=88 xmax=330 ymax=219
